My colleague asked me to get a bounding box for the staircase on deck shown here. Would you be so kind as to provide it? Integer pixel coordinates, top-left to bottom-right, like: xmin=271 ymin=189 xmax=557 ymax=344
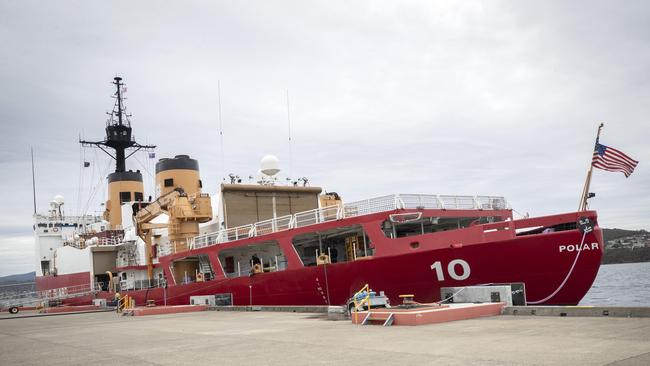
xmin=198 ymin=256 xmax=214 ymax=280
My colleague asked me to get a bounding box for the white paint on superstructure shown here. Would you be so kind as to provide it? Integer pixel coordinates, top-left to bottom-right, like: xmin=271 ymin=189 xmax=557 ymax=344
xmin=54 ymin=245 xmax=93 ymax=275
xmin=120 ymin=203 xmax=135 ymax=230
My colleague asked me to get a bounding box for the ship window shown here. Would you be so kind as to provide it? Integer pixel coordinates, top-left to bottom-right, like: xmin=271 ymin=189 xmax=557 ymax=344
xmin=119 ymin=192 xmax=131 ymax=204
xmin=164 ymin=178 xmax=174 ymax=187
xmin=217 ymin=240 xmax=286 ymax=278
xmin=382 ymin=216 xmax=498 ymax=238
xmin=134 ymin=192 xmax=143 ymax=201
xmin=292 ymin=225 xmax=371 ymax=266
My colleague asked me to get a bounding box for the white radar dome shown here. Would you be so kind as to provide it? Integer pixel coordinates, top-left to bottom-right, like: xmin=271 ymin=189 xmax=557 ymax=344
xmin=260 ymin=155 xmax=280 ymax=176
xmin=53 ymin=195 xmax=65 ymax=205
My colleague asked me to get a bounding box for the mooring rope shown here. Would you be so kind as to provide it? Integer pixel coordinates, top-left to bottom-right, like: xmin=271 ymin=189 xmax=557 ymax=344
xmin=527 ymin=230 xmax=588 ymax=305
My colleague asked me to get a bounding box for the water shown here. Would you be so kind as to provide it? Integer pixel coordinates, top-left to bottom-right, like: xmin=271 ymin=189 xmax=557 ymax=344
xmin=579 ymin=262 xmax=650 ymax=306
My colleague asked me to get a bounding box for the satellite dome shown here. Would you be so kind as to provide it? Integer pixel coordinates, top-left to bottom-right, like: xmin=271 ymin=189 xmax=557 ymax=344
xmin=53 ymin=195 xmax=65 ymax=205
xmin=260 ymin=155 xmax=280 ymax=176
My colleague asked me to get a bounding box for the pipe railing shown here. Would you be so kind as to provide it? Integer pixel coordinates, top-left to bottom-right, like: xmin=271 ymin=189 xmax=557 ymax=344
xmin=165 ymin=193 xmax=508 ymax=257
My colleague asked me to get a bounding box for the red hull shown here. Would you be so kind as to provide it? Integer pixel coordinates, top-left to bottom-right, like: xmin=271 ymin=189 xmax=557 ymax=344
xmin=43 ymin=222 xmax=602 ymax=307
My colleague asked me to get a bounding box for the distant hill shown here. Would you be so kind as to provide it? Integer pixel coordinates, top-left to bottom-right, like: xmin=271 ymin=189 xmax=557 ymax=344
xmin=601 ymin=228 xmax=649 ymax=265
xmin=602 ymin=228 xmax=648 ymax=242
xmin=602 ymin=247 xmax=650 ymax=264
xmin=0 ymin=272 xmax=35 ymax=285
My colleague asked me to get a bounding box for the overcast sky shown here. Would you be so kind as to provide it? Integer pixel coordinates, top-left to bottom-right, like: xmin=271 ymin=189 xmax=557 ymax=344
xmin=1 ymin=0 xmax=648 ymax=276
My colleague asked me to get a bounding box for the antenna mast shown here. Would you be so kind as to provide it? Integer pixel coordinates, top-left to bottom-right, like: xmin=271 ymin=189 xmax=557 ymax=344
xmin=31 ymin=146 xmax=36 ymax=215
xmin=218 ymin=80 xmax=225 ymax=179
xmin=286 ymin=89 xmax=293 ymax=178
xmin=79 ymin=76 xmax=155 ymax=172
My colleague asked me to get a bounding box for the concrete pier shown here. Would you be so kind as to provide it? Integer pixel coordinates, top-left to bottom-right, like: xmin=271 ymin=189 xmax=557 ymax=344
xmin=1 ymin=311 xmax=648 ymax=365
xmin=504 ymin=306 xmax=650 ymax=318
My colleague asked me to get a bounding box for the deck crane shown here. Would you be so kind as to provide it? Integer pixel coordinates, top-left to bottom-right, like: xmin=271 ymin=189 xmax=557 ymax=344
xmin=134 ymin=188 xmax=212 ymax=279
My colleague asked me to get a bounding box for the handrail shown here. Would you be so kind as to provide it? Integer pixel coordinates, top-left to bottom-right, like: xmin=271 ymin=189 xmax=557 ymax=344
xmin=117 ymin=294 xmax=135 ymax=313
xmin=160 ymin=193 xmax=508 ymax=257
xmin=352 ymin=284 xmax=371 ymax=323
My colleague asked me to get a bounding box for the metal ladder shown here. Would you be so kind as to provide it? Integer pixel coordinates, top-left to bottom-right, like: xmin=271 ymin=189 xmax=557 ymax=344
xmin=361 ymin=312 xmax=395 ymax=326
xmin=198 ymin=256 xmax=214 ymax=280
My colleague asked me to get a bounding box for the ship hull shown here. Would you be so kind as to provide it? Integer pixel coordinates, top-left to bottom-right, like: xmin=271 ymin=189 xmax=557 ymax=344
xmin=45 ymin=227 xmax=603 ymax=307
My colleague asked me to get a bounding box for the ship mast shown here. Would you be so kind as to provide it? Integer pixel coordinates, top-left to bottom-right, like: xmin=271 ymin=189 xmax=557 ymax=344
xmin=80 ymin=76 xmax=156 ymax=229
xmin=80 ymin=76 xmax=155 ymax=173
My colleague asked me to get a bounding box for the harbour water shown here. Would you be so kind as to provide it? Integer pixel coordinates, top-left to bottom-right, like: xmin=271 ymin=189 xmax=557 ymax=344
xmin=580 ymin=262 xmax=650 ymax=306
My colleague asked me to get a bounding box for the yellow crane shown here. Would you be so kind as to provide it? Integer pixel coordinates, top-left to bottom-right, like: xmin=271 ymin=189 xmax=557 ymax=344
xmin=134 ymin=188 xmax=212 ymax=279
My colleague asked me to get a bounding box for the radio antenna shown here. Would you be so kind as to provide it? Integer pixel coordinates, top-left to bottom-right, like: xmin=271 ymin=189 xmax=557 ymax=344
xmin=286 ymin=89 xmax=293 ymax=178
xmin=218 ymin=80 xmax=225 ymax=179
xmin=31 ymin=146 xmax=37 ymax=215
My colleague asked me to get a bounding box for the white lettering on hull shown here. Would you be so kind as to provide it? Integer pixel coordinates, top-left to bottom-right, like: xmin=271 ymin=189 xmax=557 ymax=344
xmin=559 ymin=242 xmax=599 ymax=253
xmin=430 ymin=259 xmax=471 ymax=281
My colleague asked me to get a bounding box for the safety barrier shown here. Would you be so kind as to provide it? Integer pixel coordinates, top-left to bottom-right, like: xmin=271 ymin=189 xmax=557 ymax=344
xmin=352 ymin=284 xmax=371 ymax=323
xmin=117 ymin=294 xmax=135 ymax=313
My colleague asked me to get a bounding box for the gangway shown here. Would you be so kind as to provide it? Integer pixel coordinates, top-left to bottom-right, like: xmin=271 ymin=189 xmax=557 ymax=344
xmin=0 ymin=283 xmax=103 ymax=314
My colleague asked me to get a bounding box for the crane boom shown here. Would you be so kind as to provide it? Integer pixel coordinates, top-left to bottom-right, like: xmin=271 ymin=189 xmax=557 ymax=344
xmin=134 ymin=188 xmax=212 ymax=279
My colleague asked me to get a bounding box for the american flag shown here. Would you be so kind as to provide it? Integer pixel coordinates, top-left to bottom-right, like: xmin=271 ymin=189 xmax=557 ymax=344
xmin=592 ymin=143 xmax=638 ymax=177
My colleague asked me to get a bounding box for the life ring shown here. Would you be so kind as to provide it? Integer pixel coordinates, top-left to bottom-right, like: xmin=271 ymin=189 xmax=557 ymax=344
xmin=53 ymin=227 xmax=59 ymax=232
xmin=253 ymin=264 xmax=262 ymax=273
xmin=196 ymin=272 xmax=205 ymax=282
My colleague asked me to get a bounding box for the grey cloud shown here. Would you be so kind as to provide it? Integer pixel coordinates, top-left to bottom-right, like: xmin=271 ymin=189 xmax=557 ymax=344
xmin=0 ymin=0 xmax=648 ymax=275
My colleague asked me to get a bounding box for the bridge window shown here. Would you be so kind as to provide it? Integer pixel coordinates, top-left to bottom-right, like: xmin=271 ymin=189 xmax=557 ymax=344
xmin=134 ymin=192 xmax=143 ymax=201
xmin=164 ymin=178 xmax=174 ymax=187
xmin=292 ymin=225 xmax=371 ymax=266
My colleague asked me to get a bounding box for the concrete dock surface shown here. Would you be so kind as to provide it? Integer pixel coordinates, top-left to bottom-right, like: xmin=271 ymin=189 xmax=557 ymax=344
xmin=1 ymin=311 xmax=649 ymax=365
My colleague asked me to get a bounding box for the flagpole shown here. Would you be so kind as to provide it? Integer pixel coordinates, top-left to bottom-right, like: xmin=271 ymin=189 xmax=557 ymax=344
xmin=578 ymin=123 xmax=604 ymax=211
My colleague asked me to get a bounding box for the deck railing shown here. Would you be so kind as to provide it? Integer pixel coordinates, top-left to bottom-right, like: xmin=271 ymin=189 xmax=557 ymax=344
xmin=40 ymin=283 xmax=102 ymax=301
xmin=119 ymin=278 xmax=166 ymax=291
xmin=175 ymin=194 xmax=508 ymax=255
xmin=0 ymin=283 xmax=104 ymax=308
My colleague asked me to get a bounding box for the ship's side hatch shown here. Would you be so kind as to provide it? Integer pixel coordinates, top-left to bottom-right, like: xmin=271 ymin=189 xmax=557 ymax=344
xmin=381 ymin=216 xmax=499 ymax=239
xmin=168 ymin=254 xmax=216 ymax=284
xmin=95 ymin=273 xmax=111 ymax=291
xmin=292 ymin=224 xmax=372 ymax=266
xmin=217 ymin=240 xmax=287 ymax=278
xmin=170 ymin=257 xmax=200 ymax=284
xmin=91 ymin=247 xmax=118 ymax=291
